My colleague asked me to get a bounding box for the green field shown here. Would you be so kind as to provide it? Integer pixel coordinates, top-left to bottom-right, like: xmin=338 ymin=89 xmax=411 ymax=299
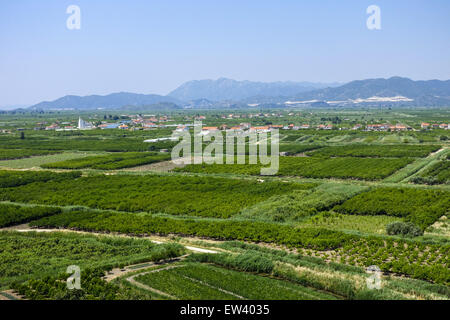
xmin=176 ymin=156 xmax=414 ymax=180
xmin=134 ymin=262 xmax=336 ymax=300
xmin=0 ymin=231 xmax=184 ymax=289
xmin=334 ymin=187 xmax=450 ymax=229
xmin=41 ymin=152 xmax=171 ymax=170
xmin=0 ymin=174 xmax=315 ymax=218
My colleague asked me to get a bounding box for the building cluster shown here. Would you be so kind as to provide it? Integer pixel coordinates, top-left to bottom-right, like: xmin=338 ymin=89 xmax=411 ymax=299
xmin=421 ymin=123 xmax=449 ymax=130
xmin=364 ymin=123 xmax=411 ymax=131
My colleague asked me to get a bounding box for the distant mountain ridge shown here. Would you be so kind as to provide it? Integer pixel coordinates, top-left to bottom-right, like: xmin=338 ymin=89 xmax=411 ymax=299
xmin=29 ymin=92 xmax=181 ymax=111
xmin=168 ymin=78 xmax=340 ymax=101
xmin=291 ymin=77 xmax=450 ymax=106
xmin=25 ymin=77 xmax=450 ymax=110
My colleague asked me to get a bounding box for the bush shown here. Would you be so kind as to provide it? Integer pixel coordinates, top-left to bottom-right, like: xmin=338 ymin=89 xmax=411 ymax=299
xmin=386 ymin=222 xmax=423 ymax=237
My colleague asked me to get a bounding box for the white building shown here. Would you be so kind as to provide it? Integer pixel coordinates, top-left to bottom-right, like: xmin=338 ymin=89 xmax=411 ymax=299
xmin=78 ymin=117 xmax=94 ymax=130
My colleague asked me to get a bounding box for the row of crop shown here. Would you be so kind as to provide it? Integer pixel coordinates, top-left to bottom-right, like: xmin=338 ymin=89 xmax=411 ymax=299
xmin=175 ymin=156 xmax=414 ymax=180
xmin=0 ymin=174 xmax=314 ymax=218
xmin=0 ymin=203 xmax=61 ymax=227
xmin=0 ymin=170 xmax=81 ymax=188
xmin=307 ymin=145 xmax=441 ymax=158
xmin=41 ymin=152 xmax=171 ymax=170
xmin=29 ymin=210 xmax=449 ymax=284
xmin=0 ymin=148 xmax=61 ymax=160
xmin=334 ymin=187 xmax=450 ymax=230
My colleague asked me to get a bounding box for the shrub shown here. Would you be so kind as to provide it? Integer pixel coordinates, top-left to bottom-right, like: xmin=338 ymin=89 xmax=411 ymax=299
xmin=386 ymin=222 xmax=423 ymax=237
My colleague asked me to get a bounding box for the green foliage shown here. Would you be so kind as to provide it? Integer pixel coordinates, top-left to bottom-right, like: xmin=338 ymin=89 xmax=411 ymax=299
xmin=41 ymin=152 xmax=171 ymax=170
xmin=308 ymin=145 xmax=441 ymax=158
xmin=176 ymin=156 xmax=414 ymax=180
xmin=0 ymin=135 xmax=177 ymax=152
xmin=238 ymin=183 xmax=367 ymax=222
xmin=189 ymin=252 xmax=275 ymax=274
xmin=0 ymin=149 xmax=61 ymax=160
xmin=334 ymin=187 xmax=450 ymax=229
xmin=0 ymin=231 xmax=185 ymax=288
xmin=412 ymin=160 xmax=450 ymax=185
xmin=386 ymin=222 xmax=423 ymax=237
xmin=13 ymin=268 xmax=120 ymax=300
xmin=0 ymin=170 xmax=81 ymax=188
xmin=135 ymin=262 xmax=335 ymax=300
xmin=279 ymin=144 xmax=322 ymax=154
xmin=31 ymin=209 xmax=353 ymax=250
xmin=0 ymin=174 xmax=314 ymax=218
xmin=0 ymin=203 xmax=61 ymax=227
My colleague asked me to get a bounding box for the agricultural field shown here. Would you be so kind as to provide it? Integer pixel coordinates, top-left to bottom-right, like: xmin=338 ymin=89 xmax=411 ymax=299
xmin=0 ymin=108 xmax=449 ymax=302
xmin=41 ymin=152 xmax=171 ymax=170
xmin=133 ymin=262 xmax=336 ymax=300
xmin=307 ymin=145 xmax=441 ymax=158
xmin=0 ymin=152 xmax=105 ymax=169
xmin=0 ymin=231 xmax=184 ymax=290
xmin=176 ymin=156 xmax=414 ymax=180
xmin=411 ymin=157 xmax=450 ymax=185
xmin=0 ymin=149 xmax=61 ymax=160
xmin=334 ymin=187 xmax=450 ymax=230
xmin=0 ymin=174 xmax=315 ymax=218
xmin=0 ymin=170 xmax=81 ymax=188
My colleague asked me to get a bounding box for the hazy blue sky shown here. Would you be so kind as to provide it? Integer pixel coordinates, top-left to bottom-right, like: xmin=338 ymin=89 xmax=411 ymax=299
xmin=1 ymin=0 xmax=449 ymax=106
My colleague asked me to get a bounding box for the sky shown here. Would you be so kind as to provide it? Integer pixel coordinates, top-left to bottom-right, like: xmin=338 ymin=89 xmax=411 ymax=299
xmin=1 ymin=0 xmax=449 ymax=107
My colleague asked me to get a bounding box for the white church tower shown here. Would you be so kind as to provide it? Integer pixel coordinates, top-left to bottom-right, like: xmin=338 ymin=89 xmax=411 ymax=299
xmin=78 ymin=117 xmax=93 ymax=130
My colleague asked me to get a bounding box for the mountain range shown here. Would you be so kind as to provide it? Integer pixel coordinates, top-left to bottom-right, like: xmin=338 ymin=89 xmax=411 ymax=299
xmin=28 ymin=93 xmax=181 ymax=111
xmin=167 ymin=78 xmax=339 ymax=101
xmin=23 ymin=77 xmax=450 ymax=111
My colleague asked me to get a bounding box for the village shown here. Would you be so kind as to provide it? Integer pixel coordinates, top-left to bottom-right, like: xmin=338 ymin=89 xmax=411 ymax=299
xmin=33 ymin=114 xmax=450 ymax=134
